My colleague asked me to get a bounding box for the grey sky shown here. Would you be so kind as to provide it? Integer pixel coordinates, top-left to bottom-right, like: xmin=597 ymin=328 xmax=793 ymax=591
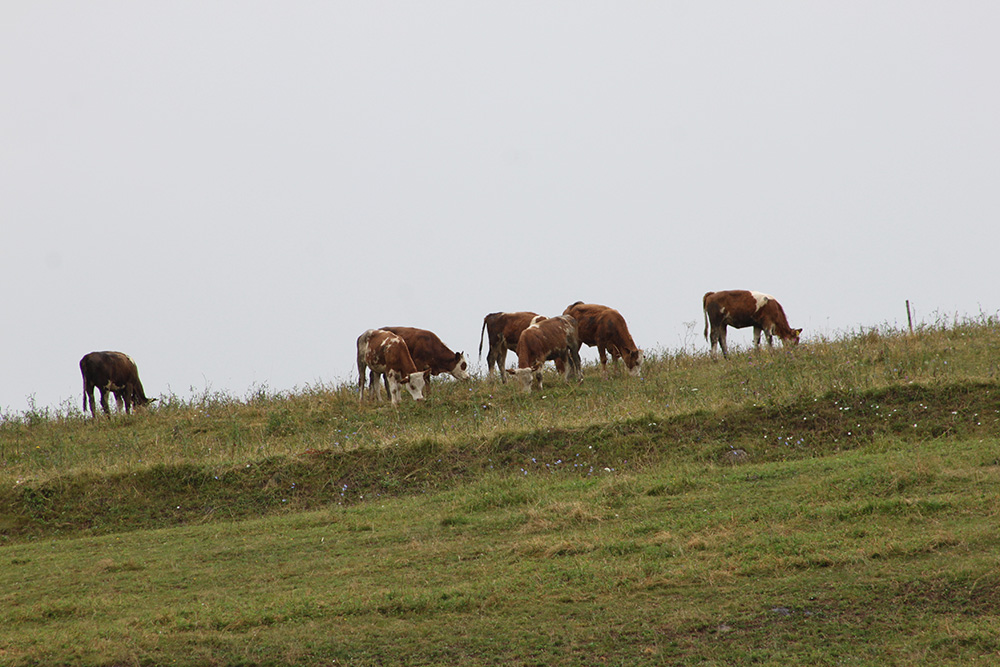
xmin=3 ymin=2 xmax=998 ymax=413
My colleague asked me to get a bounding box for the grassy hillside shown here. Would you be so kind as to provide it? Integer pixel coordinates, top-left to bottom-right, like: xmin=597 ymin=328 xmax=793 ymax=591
xmin=2 ymin=319 xmax=1000 ymax=665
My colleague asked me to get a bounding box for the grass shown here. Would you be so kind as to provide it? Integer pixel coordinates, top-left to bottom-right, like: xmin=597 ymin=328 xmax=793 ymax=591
xmin=2 ymin=318 xmax=1000 ymax=665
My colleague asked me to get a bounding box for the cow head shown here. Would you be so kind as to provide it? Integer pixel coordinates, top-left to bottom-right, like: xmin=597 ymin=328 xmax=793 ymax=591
xmin=387 ymin=369 xmax=426 ymax=404
xmin=450 ymin=352 xmax=471 ymax=380
xmin=625 ymin=349 xmax=644 ymax=377
xmin=784 ymin=329 xmax=803 ymax=346
xmin=506 ymin=364 xmax=543 ymax=393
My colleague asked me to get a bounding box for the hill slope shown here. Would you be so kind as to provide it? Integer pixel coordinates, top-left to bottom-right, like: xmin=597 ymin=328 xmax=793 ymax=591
xmin=2 ymin=321 xmax=1000 ymax=665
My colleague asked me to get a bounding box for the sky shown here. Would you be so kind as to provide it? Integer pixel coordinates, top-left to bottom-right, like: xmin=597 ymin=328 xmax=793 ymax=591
xmin=2 ymin=2 xmax=998 ymax=414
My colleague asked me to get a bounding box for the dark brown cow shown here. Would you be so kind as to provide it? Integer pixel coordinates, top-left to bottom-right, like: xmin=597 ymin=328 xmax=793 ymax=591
xmin=506 ymin=315 xmax=582 ymax=392
xmin=562 ymin=302 xmax=643 ymax=376
xmin=703 ymin=290 xmax=802 ymax=358
xmin=381 ymin=327 xmax=470 ymax=381
xmin=80 ymin=351 xmax=154 ymax=418
xmin=478 ymin=311 xmax=542 ymax=381
xmin=356 ymin=329 xmax=427 ymax=404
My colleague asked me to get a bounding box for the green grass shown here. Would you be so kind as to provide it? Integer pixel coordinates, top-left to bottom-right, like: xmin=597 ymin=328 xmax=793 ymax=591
xmin=2 ymin=319 xmax=1000 ymax=665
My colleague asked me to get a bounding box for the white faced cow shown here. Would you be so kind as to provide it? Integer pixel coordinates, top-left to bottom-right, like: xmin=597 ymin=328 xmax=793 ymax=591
xmin=80 ymin=351 xmax=154 ymax=418
xmin=703 ymin=290 xmax=802 ymax=358
xmin=478 ymin=311 xmax=542 ymax=381
xmin=356 ymin=329 xmax=428 ymax=404
xmin=506 ymin=315 xmax=582 ymax=393
xmin=381 ymin=326 xmax=470 ymax=382
xmin=562 ymin=302 xmax=643 ymax=377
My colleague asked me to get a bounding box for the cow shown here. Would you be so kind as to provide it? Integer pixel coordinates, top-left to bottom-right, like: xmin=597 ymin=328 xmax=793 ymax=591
xmin=356 ymin=329 xmax=428 ymax=404
xmin=381 ymin=327 xmax=470 ymax=382
xmin=80 ymin=351 xmax=154 ymax=418
xmin=506 ymin=315 xmax=583 ymax=393
xmin=478 ymin=311 xmax=542 ymax=381
xmin=562 ymin=302 xmax=643 ymax=376
xmin=703 ymin=290 xmax=802 ymax=358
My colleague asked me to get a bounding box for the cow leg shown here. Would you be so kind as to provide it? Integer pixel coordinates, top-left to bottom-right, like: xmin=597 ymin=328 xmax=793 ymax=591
xmin=608 ymin=345 xmax=620 ymax=374
xmin=598 ymin=346 xmax=609 ymax=376
xmin=386 ymin=374 xmax=403 ymax=404
xmin=718 ymin=327 xmax=729 ymax=359
xmin=98 ymin=388 xmax=112 ymax=416
xmin=114 ymin=392 xmax=125 ymax=413
xmin=570 ymin=346 xmax=583 ymax=382
xmin=490 ymin=342 xmax=506 ymax=381
xmin=486 ymin=342 xmax=497 ymax=376
xmin=612 ymin=347 xmax=625 ymax=374
xmin=84 ymin=384 xmax=97 ymax=418
xmin=764 ymin=328 xmax=775 ymax=348
xmin=371 ymin=370 xmax=384 ymax=401
xmin=708 ymin=325 xmax=721 ymax=357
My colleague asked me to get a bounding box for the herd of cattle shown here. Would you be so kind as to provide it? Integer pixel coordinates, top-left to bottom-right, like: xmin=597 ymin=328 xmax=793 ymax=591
xmin=79 ymin=290 xmax=802 ymax=416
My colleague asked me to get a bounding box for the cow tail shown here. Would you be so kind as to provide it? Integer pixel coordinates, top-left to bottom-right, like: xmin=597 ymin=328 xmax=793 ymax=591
xmin=703 ymin=294 xmax=710 ymax=342
xmin=478 ymin=317 xmax=488 ymax=360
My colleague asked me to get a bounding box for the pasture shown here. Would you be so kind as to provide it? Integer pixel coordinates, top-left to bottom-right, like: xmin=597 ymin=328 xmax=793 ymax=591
xmin=2 ymin=318 xmax=1000 ymax=665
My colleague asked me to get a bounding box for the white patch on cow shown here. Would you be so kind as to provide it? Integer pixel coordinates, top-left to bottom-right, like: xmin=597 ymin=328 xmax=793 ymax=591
xmin=750 ymin=291 xmax=773 ymax=313
xmin=385 ymin=369 xmax=403 ymax=404
xmin=403 ymin=371 xmax=426 ymax=402
xmin=450 ymin=352 xmax=471 ymax=380
xmin=506 ymin=367 xmax=538 ymax=393
xmin=528 ymin=315 xmax=545 ymax=329
xmin=383 ymin=364 xmax=425 ymax=404
xmin=628 ymin=350 xmax=644 ymax=377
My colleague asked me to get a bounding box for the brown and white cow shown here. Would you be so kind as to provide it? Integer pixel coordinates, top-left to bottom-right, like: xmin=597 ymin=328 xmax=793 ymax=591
xmin=80 ymin=351 xmax=154 ymax=418
xmin=506 ymin=315 xmax=582 ymax=392
xmin=356 ymin=329 xmax=428 ymax=404
xmin=381 ymin=327 xmax=470 ymax=382
xmin=703 ymin=290 xmax=802 ymax=358
xmin=478 ymin=311 xmax=542 ymax=381
xmin=562 ymin=302 xmax=644 ymax=376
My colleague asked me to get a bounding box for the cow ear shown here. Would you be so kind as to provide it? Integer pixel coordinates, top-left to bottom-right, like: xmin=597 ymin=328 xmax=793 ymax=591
xmin=505 ymin=368 xmax=515 ymax=375
xmin=423 ymin=370 xmax=431 ymax=381
xmin=400 ymin=373 xmax=410 ymax=383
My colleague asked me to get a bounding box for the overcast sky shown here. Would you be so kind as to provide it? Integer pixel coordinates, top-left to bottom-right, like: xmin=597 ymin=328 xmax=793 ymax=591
xmin=2 ymin=2 xmax=998 ymax=414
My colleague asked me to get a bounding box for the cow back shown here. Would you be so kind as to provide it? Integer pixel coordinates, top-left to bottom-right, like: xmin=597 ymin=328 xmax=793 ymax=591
xmin=516 ymin=315 xmax=578 ymax=368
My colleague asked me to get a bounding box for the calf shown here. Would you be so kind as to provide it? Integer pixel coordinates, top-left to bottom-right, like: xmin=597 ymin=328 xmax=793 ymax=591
xmin=703 ymin=290 xmax=802 ymax=358
xmin=562 ymin=302 xmax=643 ymax=376
xmin=506 ymin=315 xmax=582 ymax=392
xmin=478 ymin=311 xmax=542 ymax=381
xmin=80 ymin=351 xmax=154 ymax=418
xmin=356 ymin=329 xmax=428 ymax=404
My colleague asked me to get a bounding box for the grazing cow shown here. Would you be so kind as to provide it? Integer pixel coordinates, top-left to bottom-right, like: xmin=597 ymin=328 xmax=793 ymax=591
xmin=381 ymin=327 xmax=470 ymax=382
xmin=80 ymin=351 xmax=154 ymax=418
xmin=478 ymin=311 xmax=542 ymax=381
xmin=703 ymin=290 xmax=802 ymax=358
xmin=356 ymin=329 xmax=428 ymax=404
xmin=506 ymin=315 xmax=582 ymax=392
xmin=562 ymin=302 xmax=644 ymax=376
